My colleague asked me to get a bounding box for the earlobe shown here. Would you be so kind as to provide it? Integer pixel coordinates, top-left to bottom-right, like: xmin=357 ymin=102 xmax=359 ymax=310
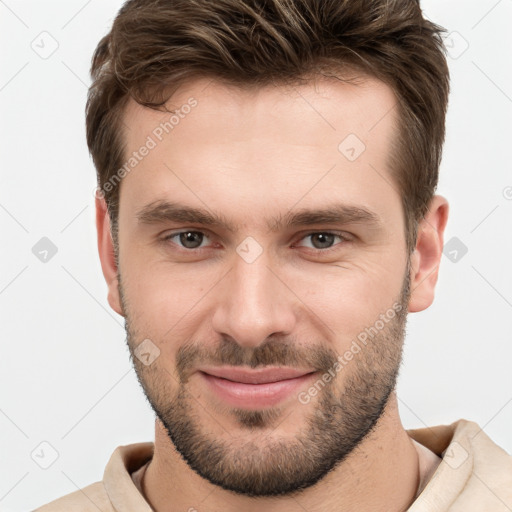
xmin=95 ymin=192 xmax=124 ymax=317
xmin=408 ymin=195 xmax=449 ymax=313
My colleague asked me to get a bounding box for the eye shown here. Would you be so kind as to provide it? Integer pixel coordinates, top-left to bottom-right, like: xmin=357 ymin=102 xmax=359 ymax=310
xmin=161 ymin=230 xmax=350 ymax=253
xmin=163 ymin=230 xmax=211 ymax=250
xmin=295 ymin=232 xmax=349 ymax=251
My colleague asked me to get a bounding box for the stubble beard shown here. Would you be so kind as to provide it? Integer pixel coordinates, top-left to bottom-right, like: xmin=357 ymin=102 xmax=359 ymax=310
xmin=121 ymin=268 xmax=411 ymax=497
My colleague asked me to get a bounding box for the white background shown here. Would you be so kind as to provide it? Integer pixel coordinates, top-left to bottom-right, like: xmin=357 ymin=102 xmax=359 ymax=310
xmin=1 ymin=0 xmax=511 ymax=510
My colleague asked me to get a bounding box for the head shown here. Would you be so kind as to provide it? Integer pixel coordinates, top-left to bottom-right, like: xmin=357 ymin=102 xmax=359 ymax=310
xmin=91 ymin=0 xmax=450 ymax=497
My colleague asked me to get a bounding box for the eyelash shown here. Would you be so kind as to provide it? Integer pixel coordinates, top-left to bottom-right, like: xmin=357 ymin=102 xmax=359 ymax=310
xmin=161 ymin=230 xmax=351 ymax=254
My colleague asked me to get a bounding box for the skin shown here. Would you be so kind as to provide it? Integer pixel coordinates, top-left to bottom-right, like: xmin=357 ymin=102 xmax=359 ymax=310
xmin=96 ymin=75 xmax=449 ymax=511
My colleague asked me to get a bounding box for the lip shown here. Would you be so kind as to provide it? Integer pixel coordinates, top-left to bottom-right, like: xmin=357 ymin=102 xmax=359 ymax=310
xmin=198 ymin=366 xmax=315 ymax=384
xmin=197 ymin=366 xmax=318 ymax=408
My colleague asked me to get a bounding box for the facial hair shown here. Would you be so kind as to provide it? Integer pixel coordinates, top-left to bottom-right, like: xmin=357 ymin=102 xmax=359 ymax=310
xmin=120 ymin=267 xmax=411 ymax=497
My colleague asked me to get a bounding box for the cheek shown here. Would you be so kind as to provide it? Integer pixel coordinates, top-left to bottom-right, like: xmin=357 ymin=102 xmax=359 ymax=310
xmin=122 ymin=259 xmax=217 ymax=338
xmin=287 ymin=259 xmax=404 ymax=339
xmin=304 ymin=275 xmax=400 ymax=345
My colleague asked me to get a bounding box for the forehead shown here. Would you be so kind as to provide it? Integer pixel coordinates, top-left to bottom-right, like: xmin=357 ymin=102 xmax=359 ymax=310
xmin=119 ymin=74 xmax=400 ymax=226
xmin=122 ymin=74 xmax=397 ymax=150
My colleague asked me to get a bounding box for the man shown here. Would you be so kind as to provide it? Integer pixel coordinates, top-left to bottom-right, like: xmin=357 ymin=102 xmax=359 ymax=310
xmin=35 ymin=0 xmax=512 ymax=510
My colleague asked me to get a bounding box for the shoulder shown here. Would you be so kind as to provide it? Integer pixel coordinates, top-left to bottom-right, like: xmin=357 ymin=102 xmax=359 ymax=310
xmin=32 ymin=441 xmax=154 ymax=511
xmin=454 ymin=419 xmax=512 ymax=464
xmin=411 ymin=418 xmax=512 ymax=510
xmin=32 ymin=481 xmax=114 ymax=512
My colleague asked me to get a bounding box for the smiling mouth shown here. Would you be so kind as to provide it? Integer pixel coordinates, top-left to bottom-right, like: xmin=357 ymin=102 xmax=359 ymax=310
xmin=197 ymin=366 xmax=318 ymax=408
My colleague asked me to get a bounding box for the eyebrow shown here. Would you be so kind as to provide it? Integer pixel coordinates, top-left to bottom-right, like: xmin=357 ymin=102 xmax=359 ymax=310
xmin=135 ymin=200 xmax=383 ymax=233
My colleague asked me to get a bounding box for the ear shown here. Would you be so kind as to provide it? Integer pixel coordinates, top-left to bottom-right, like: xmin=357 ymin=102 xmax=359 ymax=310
xmin=408 ymin=195 xmax=449 ymax=313
xmin=95 ymin=192 xmax=124 ymax=317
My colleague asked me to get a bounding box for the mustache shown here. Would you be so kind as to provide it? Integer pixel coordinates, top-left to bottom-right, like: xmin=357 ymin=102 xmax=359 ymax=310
xmin=175 ymin=336 xmax=339 ymax=383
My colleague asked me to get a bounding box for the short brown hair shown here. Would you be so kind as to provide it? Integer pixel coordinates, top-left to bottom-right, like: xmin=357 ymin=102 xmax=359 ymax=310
xmin=86 ymin=0 xmax=450 ymax=255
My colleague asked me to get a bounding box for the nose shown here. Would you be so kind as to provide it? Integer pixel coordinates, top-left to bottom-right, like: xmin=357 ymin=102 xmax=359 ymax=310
xmin=211 ymin=248 xmax=297 ymax=349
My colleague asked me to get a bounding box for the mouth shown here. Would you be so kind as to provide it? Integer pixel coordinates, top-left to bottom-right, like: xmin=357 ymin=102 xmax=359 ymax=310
xmin=197 ymin=366 xmax=318 ymax=408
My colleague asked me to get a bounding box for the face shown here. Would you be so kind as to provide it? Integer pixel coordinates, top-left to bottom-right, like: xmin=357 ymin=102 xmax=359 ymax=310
xmin=114 ymin=75 xmax=412 ymax=496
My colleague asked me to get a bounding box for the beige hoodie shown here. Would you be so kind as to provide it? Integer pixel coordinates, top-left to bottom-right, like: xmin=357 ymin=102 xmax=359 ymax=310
xmin=33 ymin=419 xmax=512 ymax=511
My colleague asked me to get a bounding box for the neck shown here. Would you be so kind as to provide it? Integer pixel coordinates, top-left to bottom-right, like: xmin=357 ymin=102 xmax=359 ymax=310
xmin=142 ymin=392 xmax=422 ymax=512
